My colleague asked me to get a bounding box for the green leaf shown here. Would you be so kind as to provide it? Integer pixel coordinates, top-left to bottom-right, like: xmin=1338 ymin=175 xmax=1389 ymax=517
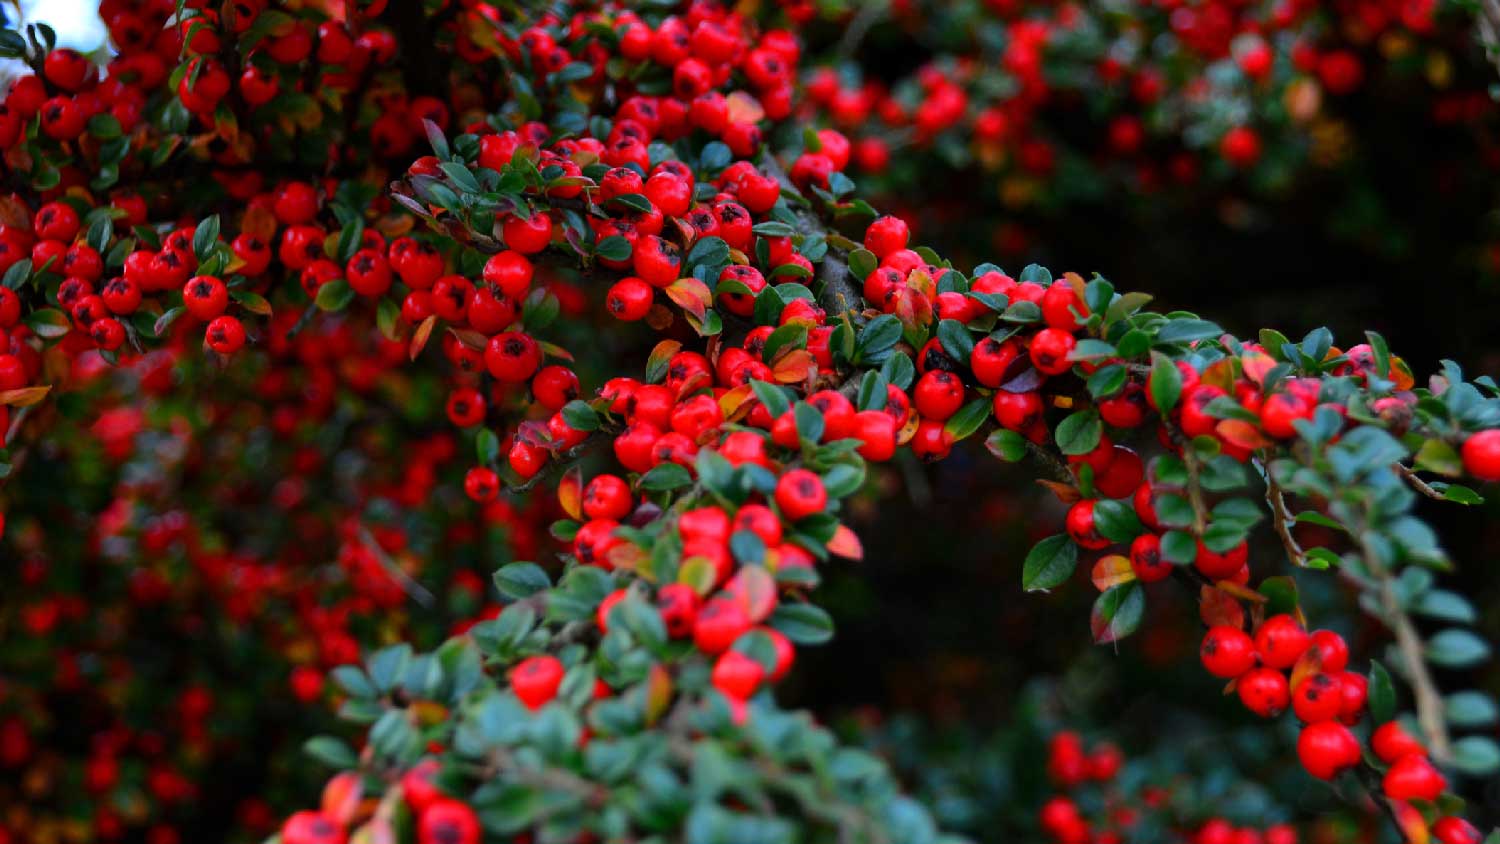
xmin=1452 ymin=736 xmax=1500 ymax=776
xmin=1155 ymin=318 xmax=1222 ymax=345
xmin=1427 ymin=629 xmax=1490 ymax=668
xmin=1090 ymin=583 xmax=1144 ymax=644
xmin=23 ymin=308 xmax=70 ymax=339
xmin=476 ymin=428 xmax=500 ymax=465
xmin=985 ymin=429 xmax=1027 ymax=462
xmin=315 ymin=280 xmax=355 ymax=311
xmin=1093 ymin=499 xmax=1142 ymax=542
xmin=1367 ymin=659 xmax=1396 ymax=724
xmin=1054 ymin=410 xmax=1102 ymax=456
xmin=750 ymin=379 xmax=791 ymax=418
xmin=303 ymin=736 xmax=358 ymax=769
xmin=561 ymin=400 xmax=599 ymax=431
xmin=943 ymin=399 xmax=991 ymax=442
xmin=494 ymin=562 xmax=551 ymax=600
xmin=1148 ymin=351 xmax=1181 ymax=415
xmin=193 ymin=214 xmax=220 ymax=262
xmin=1413 ymin=439 xmax=1462 ymax=477
xmin=847 ymin=248 xmax=877 ymax=280
xmin=638 ymin=462 xmax=692 ymax=491
xmin=1446 ymin=691 xmax=1499 ymax=728
xmin=769 ymin=602 xmax=834 ymax=645
xmin=936 ymin=319 xmax=974 ymax=364
xmin=596 ymin=236 xmax=632 ymax=262
xmin=367 ymin=643 xmax=412 ymax=693
xmin=1022 ymin=535 xmax=1077 ymax=592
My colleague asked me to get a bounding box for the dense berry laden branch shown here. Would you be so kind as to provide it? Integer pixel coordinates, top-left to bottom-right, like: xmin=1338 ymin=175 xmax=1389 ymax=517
xmin=0 ymin=3 xmax=1497 ymax=844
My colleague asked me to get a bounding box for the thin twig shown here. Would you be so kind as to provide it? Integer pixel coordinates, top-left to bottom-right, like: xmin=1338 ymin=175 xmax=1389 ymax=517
xmin=1263 ymin=470 xmax=1308 ymax=567
xmin=1357 ymin=525 xmax=1452 ymax=763
xmin=1392 ymin=462 xmax=1444 ymax=501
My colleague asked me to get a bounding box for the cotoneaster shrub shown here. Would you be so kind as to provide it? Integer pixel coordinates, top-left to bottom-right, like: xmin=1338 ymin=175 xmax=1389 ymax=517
xmin=0 ymin=2 xmax=1497 ymax=844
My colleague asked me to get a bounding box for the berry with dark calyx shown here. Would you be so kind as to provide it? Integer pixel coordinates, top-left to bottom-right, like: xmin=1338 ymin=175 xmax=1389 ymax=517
xmin=1128 ymin=533 xmax=1171 ymax=583
xmin=417 ymin=799 xmax=480 ymax=844
xmin=1065 ymin=500 xmax=1110 ymax=550
xmin=281 ymin=811 xmax=345 ymax=844
xmin=1255 ymin=615 xmax=1310 ymax=670
xmin=1200 ymin=626 xmax=1256 ymax=678
xmin=1236 ymin=667 xmax=1290 ymax=717
xmin=1291 ymin=673 xmax=1342 ymax=723
xmin=1433 ymin=818 xmax=1482 ymax=844
xmin=1029 ymin=327 xmax=1077 ymax=375
xmin=775 ymin=469 xmax=827 ymax=522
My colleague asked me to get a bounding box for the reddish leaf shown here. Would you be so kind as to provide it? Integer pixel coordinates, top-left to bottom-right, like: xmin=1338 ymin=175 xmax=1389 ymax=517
xmin=644 ymin=663 xmax=673 ymax=726
xmin=727 ymin=565 xmax=777 ymax=622
xmin=0 ymin=385 xmax=51 ymax=407
xmin=1090 ymin=554 xmax=1136 ymax=592
xmin=321 ymin=771 xmax=363 ymax=826
xmin=409 ymin=314 xmax=437 ymax=361
xmin=771 ymin=349 xmax=815 ymax=384
xmin=558 ymin=466 xmax=583 ymax=521
xmin=1216 ymin=418 xmax=1272 ymax=450
xmin=725 ymin=91 xmax=765 ymax=125
xmin=827 ymin=524 xmax=863 ymax=561
xmin=664 ymin=278 xmax=710 ymax=320
xmin=1199 ymin=586 xmax=1244 ymax=629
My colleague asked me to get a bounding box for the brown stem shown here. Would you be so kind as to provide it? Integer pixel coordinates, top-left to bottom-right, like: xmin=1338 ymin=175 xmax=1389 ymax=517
xmin=1262 ymin=468 xmax=1308 ymax=568
xmin=1357 ymin=526 xmax=1453 ymax=763
xmin=1392 ymin=462 xmax=1444 ymax=501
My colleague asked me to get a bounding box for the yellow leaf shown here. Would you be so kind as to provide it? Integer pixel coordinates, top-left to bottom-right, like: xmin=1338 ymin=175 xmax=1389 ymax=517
xmin=409 ymin=315 xmax=438 ymax=361
xmin=0 ymin=385 xmax=51 ymax=407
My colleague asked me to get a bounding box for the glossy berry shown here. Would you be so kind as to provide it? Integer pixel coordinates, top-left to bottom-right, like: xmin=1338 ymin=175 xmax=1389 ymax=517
xmin=1255 ymin=615 xmax=1310 ymax=670
xmin=1029 ymin=328 xmax=1076 ymax=375
xmin=711 ymin=650 xmax=765 ymax=700
xmin=1372 ymin=721 xmax=1425 ymax=764
xmin=1200 ymin=626 xmax=1256 ymax=678
xmin=417 ymin=799 xmax=480 ymax=844
xmin=1296 ymin=721 xmax=1360 ymax=780
xmin=1128 ymin=533 xmax=1171 ymax=583
xmin=1064 ymin=500 xmax=1109 ymax=550
xmin=1461 ymin=429 xmax=1500 ymax=482
xmin=281 ymin=811 xmax=345 ymax=844
xmin=775 ymin=469 xmax=827 ymax=522
xmin=1383 ymin=752 xmax=1446 ymax=802
xmin=510 ymin=655 xmax=564 ymax=710
xmin=1291 ymin=673 xmax=1342 ymax=723
xmin=1236 ymin=667 xmax=1289 ymax=717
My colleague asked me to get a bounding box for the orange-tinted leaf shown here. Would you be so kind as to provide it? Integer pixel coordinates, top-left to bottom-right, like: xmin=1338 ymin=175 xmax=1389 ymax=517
xmin=240 ymin=206 xmax=279 ymax=242
xmin=1199 ymin=586 xmax=1244 ymax=629
xmin=1393 ymin=800 xmax=1430 ymax=844
xmin=409 ymin=315 xmax=438 ymax=361
xmin=1390 ymin=356 xmax=1415 ymax=391
xmin=665 ymin=278 xmax=710 ymax=320
xmin=895 ymin=408 xmax=919 ymax=445
xmin=771 ymin=349 xmax=815 ymax=384
xmin=1201 ymin=357 xmax=1235 ymax=391
xmin=1240 ymin=351 xmax=1277 ymax=386
xmin=1091 ymin=554 xmax=1136 ymax=592
xmin=717 ymin=383 xmax=755 ymax=421
xmin=538 ymin=340 xmax=574 ymax=362
xmin=644 ymin=663 xmax=673 ymax=726
xmin=558 ymin=466 xmax=583 ymax=521
xmin=647 ymin=340 xmax=682 ymax=380
xmin=1036 ymin=479 xmax=1082 ymax=504
xmin=321 ymin=771 xmax=363 ymax=826
xmin=727 ymin=565 xmax=777 ymax=622
xmin=1289 ymin=647 xmax=1325 ymax=692
xmin=827 ymin=524 xmax=863 ymax=561
xmin=0 ymin=385 xmax=51 ymax=407
xmin=1216 ymin=419 xmax=1272 ymax=450
xmin=1063 ymin=271 xmax=1087 ymax=303
xmin=1216 ymin=581 xmax=1269 ymax=603
xmin=447 ymin=327 xmax=487 ymax=349
xmin=605 ymin=542 xmax=647 ymax=572
xmin=0 ymin=194 xmax=33 ymax=230
xmin=725 ymin=91 xmax=765 ymax=125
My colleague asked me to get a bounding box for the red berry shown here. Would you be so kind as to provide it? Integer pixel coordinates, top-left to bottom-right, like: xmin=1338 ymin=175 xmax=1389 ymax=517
xmin=1065 ymin=500 xmax=1110 ymax=550
xmin=913 ymin=370 xmax=965 ymax=420
xmin=863 ymin=215 xmax=909 ymax=259
xmin=417 ymin=799 xmax=480 ymax=844
xmin=1237 ymin=667 xmax=1290 ymax=717
xmin=693 ymin=597 xmax=750 ymax=654
xmin=711 ymin=650 xmax=765 ymax=700
xmin=1291 ymin=673 xmax=1343 ymax=723
xmin=1029 ymin=328 xmax=1076 ymax=375
xmin=775 ymin=469 xmax=827 ymax=522
xmin=1200 ymin=626 xmax=1256 ymax=678
xmin=1461 ymin=430 xmax=1500 ymax=482
xmin=1433 ymin=818 xmax=1482 ymax=844
xmin=1372 ymin=721 xmax=1426 ymax=764
xmin=281 ymin=811 xmax=345 ymax=844
xmin=205 ymin=315 xmax=246 ymax=354
xmin=1383 ymin=752 xmax=1446 ymax=802
xmin=1296 ymin=721 xmax=1360 ymax=780
xmin=1129 ymin=534 xmax=1171 ymax=583
xmin=510 ymin=655 xmax=564 ymax=710
xmin=484 ymin=332 xmax=541 ymax=382
xmin=1255 ymin=614 xmax=1310 ymax=670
